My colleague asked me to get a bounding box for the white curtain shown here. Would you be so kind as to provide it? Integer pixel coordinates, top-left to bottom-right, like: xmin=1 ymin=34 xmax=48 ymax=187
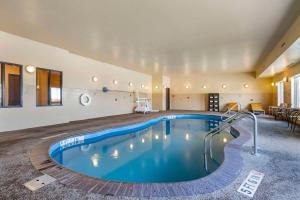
xmin=277 ymin=81 xmax=284 ymax=106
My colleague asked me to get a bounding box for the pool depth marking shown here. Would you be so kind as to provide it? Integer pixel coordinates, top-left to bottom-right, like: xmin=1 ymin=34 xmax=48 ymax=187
xmin=237 ymin=170 xmax=264 ymax=198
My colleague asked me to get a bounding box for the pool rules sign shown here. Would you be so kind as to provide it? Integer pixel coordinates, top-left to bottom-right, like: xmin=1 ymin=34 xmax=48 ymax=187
xmin=237 ymin=170 xmax=264 ymax=198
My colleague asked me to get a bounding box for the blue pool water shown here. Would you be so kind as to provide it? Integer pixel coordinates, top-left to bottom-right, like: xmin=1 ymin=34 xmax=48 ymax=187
xmin=50 ymin=115 xmax=235 ymax=183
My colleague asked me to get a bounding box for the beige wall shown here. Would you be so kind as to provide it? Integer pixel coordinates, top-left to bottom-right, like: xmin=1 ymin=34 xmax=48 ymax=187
xmin=151 ymin=75 xmax=171 ymax=111
xmin=170 ymin=72 xmax=273 ymax=111
xmin=0 ymin=31 xmax=152 ymax=132
xmin=152 ymin=75 xmax=163 ymax=111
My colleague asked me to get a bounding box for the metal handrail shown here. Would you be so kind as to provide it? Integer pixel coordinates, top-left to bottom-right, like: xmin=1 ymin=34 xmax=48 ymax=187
xmin=206 ymin=112 xmax=241 ymax=139
xmin=221 ymin=103 xmax=242 ymax=121
xmin=204 ymin=111 xmax=258 ymax=172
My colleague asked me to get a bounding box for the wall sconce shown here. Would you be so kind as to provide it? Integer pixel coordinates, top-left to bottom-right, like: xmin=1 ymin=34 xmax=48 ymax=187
xmin=271 ymin=82 xmax=275 ymax=87
xmin=275 ymin=82 xmax=278 ymax=86
xmin=222 ymin=84 xmax=227 ymax=89
xmin=283 ymin=77 xmax=288 ymax=82
xmin=244 ymin=83 xmax=249 ymax=88
xmin=25 ymin=65 xmax=36 ymax=73
xmin=185 ymin=85 xmax=190 ymax=89
xmin=92 ymin=76 xmax=98 ymax=82
xmin=202 ymin=85 xmax=207 ymax=89
xmin=128 ymin=82 xmax=133 ymax=87
xmin=155 ymin=85 xmax=159 ymax=89
xmin=113 ymin=80 xmax=118 ymax=85
xmin=141 ymin=84 xmax=145 ymax=88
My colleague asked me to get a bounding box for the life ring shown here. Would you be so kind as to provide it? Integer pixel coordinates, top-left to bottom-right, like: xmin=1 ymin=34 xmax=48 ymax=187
xmin=80 ymin=93 xmax=92 ymax=106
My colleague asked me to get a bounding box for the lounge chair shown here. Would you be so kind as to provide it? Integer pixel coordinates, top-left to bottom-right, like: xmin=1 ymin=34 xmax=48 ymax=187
xmin=250 ymin=103 xmax=265 ymax=115
xmin=224 ymin=102 xmax=239 ymax=112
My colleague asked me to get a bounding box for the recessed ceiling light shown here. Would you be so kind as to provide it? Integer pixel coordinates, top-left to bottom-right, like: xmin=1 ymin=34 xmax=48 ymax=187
xmin=113 ymin=80 xmax=118 ymax=85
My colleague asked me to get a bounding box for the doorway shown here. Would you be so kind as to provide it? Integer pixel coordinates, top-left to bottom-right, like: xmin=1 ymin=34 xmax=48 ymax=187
xmin=166 ymin=88 xmax=170 ymax=110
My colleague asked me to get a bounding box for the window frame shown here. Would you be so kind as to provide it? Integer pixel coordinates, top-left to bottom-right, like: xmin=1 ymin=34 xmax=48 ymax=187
xmin=0 ymin=61 xmax=23 ymax=108
xmin=36 ymin=67 xmax=63 ymax=107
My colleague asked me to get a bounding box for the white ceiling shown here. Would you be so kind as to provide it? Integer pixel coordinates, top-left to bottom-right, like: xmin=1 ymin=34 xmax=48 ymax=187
xmin=0 ymin=0 xmax=298 ymax=75
xmin=260 ymin=37 xmax=300 ymax=77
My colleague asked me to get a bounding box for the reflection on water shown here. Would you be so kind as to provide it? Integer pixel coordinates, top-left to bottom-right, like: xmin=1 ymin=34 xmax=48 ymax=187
xmin=52 ymin=119 xmax=234 ymax=183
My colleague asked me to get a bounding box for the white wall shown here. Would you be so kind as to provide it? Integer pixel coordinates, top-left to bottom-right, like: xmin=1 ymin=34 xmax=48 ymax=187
xmin=170 ymin=72 xmax=273 ymax=111
xmin=0 ymin=31 xmax=152 ymax=132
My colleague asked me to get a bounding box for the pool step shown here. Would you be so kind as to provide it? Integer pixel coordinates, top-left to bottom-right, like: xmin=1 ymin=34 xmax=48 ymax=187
xmin=23 ymin=174 xmax=56 ymax=191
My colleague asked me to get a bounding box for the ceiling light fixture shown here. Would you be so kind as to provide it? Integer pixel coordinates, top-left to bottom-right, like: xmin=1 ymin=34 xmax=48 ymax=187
xmin=155 ymin=85 xmax=159 ymax=89
xmin=202 ymin=85 xmax=207 ymax=89
xmin=222 ymin=84 xmax=227 ymax=89
xmin=244 ymin=83 xmax=249 ymax=88
xmin=141 ymin=84 xmax=145 ymax=88
xmin=92 ymin=76 xmax=98 ymax=82
xmin=25 ymin=65 xmax=36 ymax=73
xmin=113 ymin=80 xmax=118 ymax=85
xmin=129 ymin=82 xmax=133 ymax=87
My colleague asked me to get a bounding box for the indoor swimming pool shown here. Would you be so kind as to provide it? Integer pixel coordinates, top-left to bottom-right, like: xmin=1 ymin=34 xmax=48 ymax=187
xmin=50 ymin=115 xmax=237 ymax=183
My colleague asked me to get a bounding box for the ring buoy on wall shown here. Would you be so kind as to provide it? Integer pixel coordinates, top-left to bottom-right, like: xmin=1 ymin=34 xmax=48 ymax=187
xmin=80 ymin=93 xmax=92 ymax=106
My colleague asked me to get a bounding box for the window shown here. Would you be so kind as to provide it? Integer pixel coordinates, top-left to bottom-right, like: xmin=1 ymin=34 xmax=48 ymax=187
xmin=277 ymin=81 xmax=284 ymax=106
xmin=36 ymin=68 xmax=62 ymax=106
xmin=292 ymin=75 xmax=300 ymax=108
xmin=0 ymin=62 xmax=23 ymax=107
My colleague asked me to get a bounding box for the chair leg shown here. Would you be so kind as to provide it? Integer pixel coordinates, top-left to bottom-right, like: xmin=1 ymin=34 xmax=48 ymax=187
xmin=293 ymin=123 xmax=296 ymax=132
xmin=291 ymin=120 xmax=295 ymax=131
xmin=292 ymin=119 xmax=298 ymax=132
xmin=293 ymin=120 xmax=299 ymax=132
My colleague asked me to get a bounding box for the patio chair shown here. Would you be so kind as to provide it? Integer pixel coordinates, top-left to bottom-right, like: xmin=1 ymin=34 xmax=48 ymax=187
xmin=290 ymin=111 xmax=300 ymax=132
xmin=250 ymin=103 xmax=265 ymax=115
xmin=274 ymin=103 xmax=289 ymax=120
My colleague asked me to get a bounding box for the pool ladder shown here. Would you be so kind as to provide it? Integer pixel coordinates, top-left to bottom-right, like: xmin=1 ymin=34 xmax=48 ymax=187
xmin=204 ymin=111 xmax=258 ymax=172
